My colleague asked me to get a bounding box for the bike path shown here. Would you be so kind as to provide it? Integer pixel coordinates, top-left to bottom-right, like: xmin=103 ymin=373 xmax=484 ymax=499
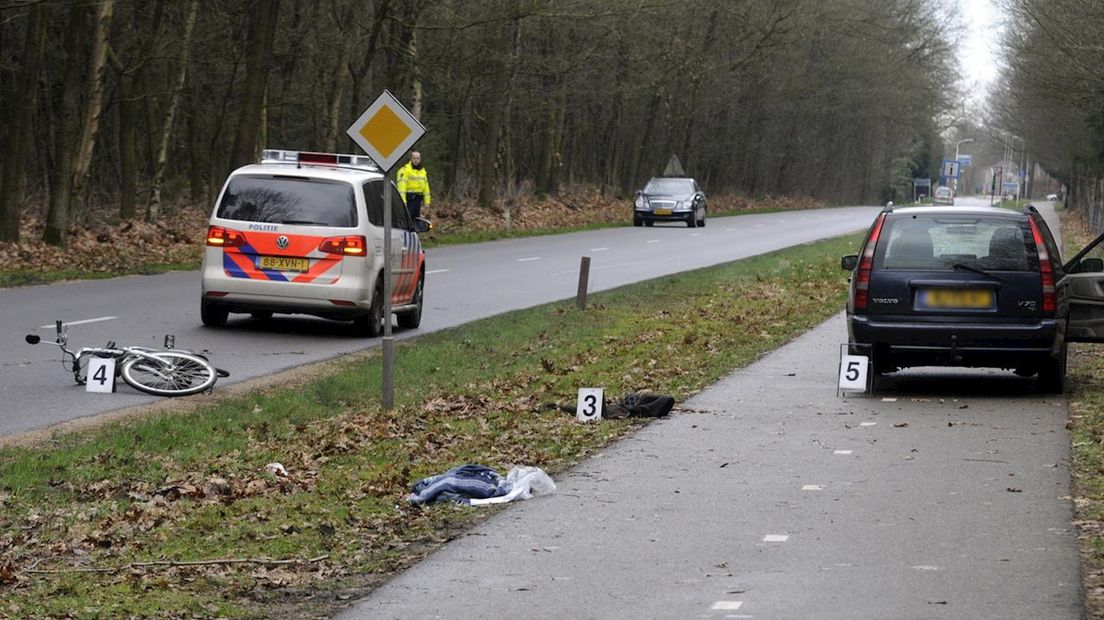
xmin=335 ymin=312 xmax=1080 ymax=620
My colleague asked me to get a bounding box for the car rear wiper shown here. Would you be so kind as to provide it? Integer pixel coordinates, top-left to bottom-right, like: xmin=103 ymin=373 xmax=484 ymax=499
xmin=279 ymin=219 xmax=328 ymax=225
xmin=952 ymin=261 xmax=1007 ymax=282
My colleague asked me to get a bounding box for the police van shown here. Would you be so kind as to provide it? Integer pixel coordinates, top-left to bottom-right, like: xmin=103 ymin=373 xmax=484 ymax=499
xmin=200 ymin=149 xmax=430 ymax=337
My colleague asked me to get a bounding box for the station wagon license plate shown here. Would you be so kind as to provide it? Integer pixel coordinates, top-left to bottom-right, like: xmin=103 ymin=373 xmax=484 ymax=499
xmin=920 ymin=288 xmax=993 ymax=309
xmin=257 ymin=256 xmax=309 ymax=272
xmin=653 ymin=208 xmax=672 ymax=215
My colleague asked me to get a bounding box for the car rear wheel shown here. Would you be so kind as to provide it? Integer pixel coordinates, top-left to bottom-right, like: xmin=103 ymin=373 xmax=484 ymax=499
xmin=397 ymin=275 xmax=424 ymax=329
xmin=200 ymin=301 xmax=228 ymax=327
xmin=353 ymin=281 xmax=384 ymax=338
xmin=1038 ymin=345 xmax=1067 ymax=393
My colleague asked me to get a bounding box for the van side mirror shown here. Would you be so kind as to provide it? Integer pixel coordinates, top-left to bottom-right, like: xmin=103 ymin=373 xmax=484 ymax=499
xmin=414 ymin=218 xmax=432 ymax=233
xmin=1078 ymin=257 xmax=1104 ymax=273
xmin=841 ymin=255 xmax=858 ymax=271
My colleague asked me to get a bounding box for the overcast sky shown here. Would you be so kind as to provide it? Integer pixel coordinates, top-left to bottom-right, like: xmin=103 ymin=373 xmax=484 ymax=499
xmin=957 ymin=0 xmax=1004 ymax=94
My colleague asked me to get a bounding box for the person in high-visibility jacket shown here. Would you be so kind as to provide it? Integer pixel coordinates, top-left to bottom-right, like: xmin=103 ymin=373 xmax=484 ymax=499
xmin=396 ymin=151 xmax=431 ymax=220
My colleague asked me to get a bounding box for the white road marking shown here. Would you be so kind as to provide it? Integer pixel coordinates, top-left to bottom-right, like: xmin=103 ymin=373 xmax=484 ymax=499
xmin=802 ymin=484 xmax=825 ymax=491
xmin=426 ymin=268 xmax=450 ymax=275
xmin=646 ymin=239 xmax=660 ymax=244
xmin=834 ymin=450 xmax=853 ymax=455
xmin=860 ymin=422 xmax=877 ymax=427
xmin=881 ymin=397 xmax=898 ymax=402
xmin=517 ymin=257 xmax=541 ymax=262
xmin=589 ymin=247 xmax=608 ymax=252
xmin=690 ymin=232 xmax=703 ymax=237
xmin=912 ymin=565 xmax=942 ymax=571
xmin=711 ymin=601 xmax=744 ymax=610
xmin=41 ymin=316 xmax=118 ymax=329
xmin=763 ymin=534 xmax=789 ymax=542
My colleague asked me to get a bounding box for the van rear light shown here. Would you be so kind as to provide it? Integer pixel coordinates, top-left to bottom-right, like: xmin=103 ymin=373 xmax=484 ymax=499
xmin=854 ymin=213 xmax=886 ymax=312
xmin=318 ymin=235 xmax=367 ymax=256
xmin=1028 ymin=218 xmax=1056 ymax=316
xmin=206 ymin=226 xmax=245 ymax=248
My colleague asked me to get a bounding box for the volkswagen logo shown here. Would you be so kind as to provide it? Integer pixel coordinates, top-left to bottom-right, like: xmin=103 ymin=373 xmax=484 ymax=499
xmin=276 ymin=235 xmax=289 ymax=249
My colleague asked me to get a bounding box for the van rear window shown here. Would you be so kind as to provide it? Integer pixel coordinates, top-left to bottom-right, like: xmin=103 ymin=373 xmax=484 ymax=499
xmin=216 ymin=175 xmax=356 ymax=227
xmin=876 ymin=216 xmax=1032 ymax=271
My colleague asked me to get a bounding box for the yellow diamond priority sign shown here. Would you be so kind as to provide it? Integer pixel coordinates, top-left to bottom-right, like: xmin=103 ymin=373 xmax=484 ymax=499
xmin=346 ymin=90 xmax=425 ymax=172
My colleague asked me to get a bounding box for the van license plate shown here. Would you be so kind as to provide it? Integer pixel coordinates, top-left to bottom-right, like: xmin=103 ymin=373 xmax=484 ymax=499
xmin=653 ymin=208 xmax=672 ymax=215
xmin=257 ymin=256 xmax=309 ymax=272
xmin=920 ymin=289 xmax=993 ymax=309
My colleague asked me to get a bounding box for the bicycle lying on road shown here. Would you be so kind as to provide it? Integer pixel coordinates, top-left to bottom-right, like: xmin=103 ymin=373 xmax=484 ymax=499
xmin=26 ymin=321 xmax=229 ymax=397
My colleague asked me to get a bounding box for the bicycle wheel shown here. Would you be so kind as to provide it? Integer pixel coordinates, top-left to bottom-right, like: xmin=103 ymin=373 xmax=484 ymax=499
xmin=120 ymin=351 xmax=217 ymax=397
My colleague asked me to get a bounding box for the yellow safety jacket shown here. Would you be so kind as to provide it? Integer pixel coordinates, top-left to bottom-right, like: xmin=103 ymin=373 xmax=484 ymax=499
xmin=396 ymin=162 xmax=431 ymax=206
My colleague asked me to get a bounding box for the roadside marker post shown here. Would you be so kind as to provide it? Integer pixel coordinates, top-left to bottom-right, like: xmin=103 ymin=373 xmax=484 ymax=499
xmin=346 ymin=90 xmax=426 ymax=411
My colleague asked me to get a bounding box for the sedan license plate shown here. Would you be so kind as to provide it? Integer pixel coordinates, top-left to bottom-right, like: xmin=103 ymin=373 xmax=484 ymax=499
xmin=257 ymin=256 xmax=309 ymax=272
xmin=920 ymin=288 xmax=993 ymax=309
xmin=653 ymin=208 xmax=672 ymax=215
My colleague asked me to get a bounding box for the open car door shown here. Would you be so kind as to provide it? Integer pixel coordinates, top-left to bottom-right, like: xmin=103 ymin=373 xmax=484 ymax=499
xmin=1063 ymin=230 xmax=1104 ymax=342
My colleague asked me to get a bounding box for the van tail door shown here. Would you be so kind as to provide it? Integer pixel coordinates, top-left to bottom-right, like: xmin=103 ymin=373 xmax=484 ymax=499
xmin=1062 ymin=231 xmax=1104 ymax=342
xmin=388 ymin=183 xmax=417 ymax=305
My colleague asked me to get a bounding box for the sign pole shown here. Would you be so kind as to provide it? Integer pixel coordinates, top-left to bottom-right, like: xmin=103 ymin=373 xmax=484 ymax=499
xmin=382 ymin=167 xmax=394 ymax=410
xmin=344 ymin=89 xmax=426 ymax=413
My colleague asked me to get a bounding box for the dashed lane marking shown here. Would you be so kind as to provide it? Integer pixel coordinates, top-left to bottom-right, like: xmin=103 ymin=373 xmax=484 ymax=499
xmin=860 ymin=422 xmax=877 ymax=427
xmin=588 ymin=247 xmax=608 ymax=252
xmin=646 ymin=239 xmax=660 ymax=244
xmin=834 ymin=450 xmax=853 ymax=455
xmin=763 ymin=534 xmax=789 ymax=542
xmin=426 ymin=268 xmax=450 ymax=274
xmin=517 ymin=257 xmax=541 ymax=262
xmin=711 ymin=601 xmax=744 ymax=610
xmin=41 ymin=316 xmax=118 ymax=329
xmin=802 ymin=485 xmax=825 ymax=491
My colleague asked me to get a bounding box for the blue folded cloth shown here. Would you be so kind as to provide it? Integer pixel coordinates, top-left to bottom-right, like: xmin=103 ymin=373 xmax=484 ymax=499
xmin=408 ymin=464 xmax=511 ymax=505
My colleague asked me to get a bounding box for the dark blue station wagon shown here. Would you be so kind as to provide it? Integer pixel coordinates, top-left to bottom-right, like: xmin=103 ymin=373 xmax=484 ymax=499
xmin=842 ymin=204 xmax=1104 ymax=392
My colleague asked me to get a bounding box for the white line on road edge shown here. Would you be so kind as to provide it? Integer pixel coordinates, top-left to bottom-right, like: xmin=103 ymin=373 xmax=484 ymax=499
xmin=646 ymin=239 xmax=660 ymax=244
xmin=763 ymin=534 xmax=789 ymax=542
xmin=41 ymin=316 xmax=118 ymax=329
xmin=711 ymin=601 xmax=744 ymax=610
xmin=588 ymin=247 xmax=608 ymax=252
xmin=860 ymin=422 xmax=877 ymax=427
xmin=517 ymin=257 xmax=541 ymax=262
xmin=426 ymin=269 xmax=450 ymax=274
xmin=802 ymin=484 xmax=825 ymax=491
xmin=834 ymin=450 xmax=853 ymax=455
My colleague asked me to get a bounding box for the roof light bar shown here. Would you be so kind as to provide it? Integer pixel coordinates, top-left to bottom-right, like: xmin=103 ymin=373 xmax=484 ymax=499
xmin=259 ymin=149 xmax=380 ymax=171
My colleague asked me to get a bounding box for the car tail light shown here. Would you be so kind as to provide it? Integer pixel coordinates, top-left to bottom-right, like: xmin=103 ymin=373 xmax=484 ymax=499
xmin=206 ymin=226 xmax=245 ymax=248
xmin=318 ymin=235 xmax=367 ymax=256
xmin=854 ymin=213 xmax=886 ymax=312
xmin=1028 ymin=217 xmax=1055 ymax=316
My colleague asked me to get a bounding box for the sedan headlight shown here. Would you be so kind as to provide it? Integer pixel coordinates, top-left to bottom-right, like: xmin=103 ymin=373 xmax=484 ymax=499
xmin=635 ymin=195 xmax=646 ymax=209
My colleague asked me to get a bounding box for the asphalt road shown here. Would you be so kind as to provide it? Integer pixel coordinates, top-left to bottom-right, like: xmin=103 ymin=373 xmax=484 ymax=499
xmin=0 ymin=206 xmax=879 ymax=438
xmin=334 ymin=311 xmax=1079 ymax=620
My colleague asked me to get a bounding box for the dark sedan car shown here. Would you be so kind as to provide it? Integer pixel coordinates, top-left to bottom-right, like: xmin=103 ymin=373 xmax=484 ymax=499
xmin=841 ymin=204 xmax=1104 ymax=392
xmin=633 ymin=177 xmax=707 ymax=228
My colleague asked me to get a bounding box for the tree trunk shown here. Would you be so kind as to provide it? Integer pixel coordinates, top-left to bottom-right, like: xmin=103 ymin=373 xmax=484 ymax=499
xmin=477 ymin=17 xmax=516 ymax=210
xmin=230 ymin=0 xmax=281 ymax=171
xmin=323 ymin=42 xmax=350 ymax=152
xmin=69 ymin=0 xmax=117 ymax=216
xmin=149 ymin=0 xmax=199 ymax=219
xmin=44 ymin=2 xmax=89 ymax=246
xmin=0 ymin=3 xmax=47 ymax=243
xmin=116 ymin=69 xmax=139 ymax=220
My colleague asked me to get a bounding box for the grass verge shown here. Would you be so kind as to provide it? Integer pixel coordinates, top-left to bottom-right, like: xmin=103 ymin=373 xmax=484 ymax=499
xmin=0 ymin=233 xmax=861 ymax=619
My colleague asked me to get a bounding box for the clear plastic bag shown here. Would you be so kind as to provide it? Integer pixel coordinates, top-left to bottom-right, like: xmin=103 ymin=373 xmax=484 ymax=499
xmin=469 ymin=466 xmax=555 ymax=506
